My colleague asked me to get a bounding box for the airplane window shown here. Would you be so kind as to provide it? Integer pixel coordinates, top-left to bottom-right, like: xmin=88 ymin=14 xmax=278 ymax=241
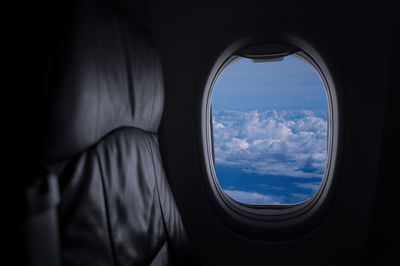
xmin=211 ymin=55 xmax=329 ymax=205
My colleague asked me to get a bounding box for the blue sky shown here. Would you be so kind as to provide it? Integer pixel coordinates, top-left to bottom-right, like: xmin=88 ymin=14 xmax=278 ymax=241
xmin=211 ymin=56 xmax=328 ymax=205
xmin=212 ymin=56 xmax=327 ymax=112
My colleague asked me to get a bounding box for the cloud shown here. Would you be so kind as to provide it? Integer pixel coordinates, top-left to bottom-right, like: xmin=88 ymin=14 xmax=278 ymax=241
xmin=223 ymin=189 xmax=285 ymax=204
xmin=213 ymin=109 xmax=327 ymax=178
xmin=294 ymin=182 xmax=322 ymax=191
xmin=289 ymin=193 xmax=311 ymax=203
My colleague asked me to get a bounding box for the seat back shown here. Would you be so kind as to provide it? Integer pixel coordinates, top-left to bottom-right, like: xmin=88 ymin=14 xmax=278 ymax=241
xmin=40 ymin=0 xmax=193 ymax=265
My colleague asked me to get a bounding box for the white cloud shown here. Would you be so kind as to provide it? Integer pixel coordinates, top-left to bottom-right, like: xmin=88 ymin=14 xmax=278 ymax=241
xmin=213 ymin=109 xmax=327 ymax=178
xmin=294 ymin=182 xmax=322 ymax=191
xmin=223 ymin=189 xmax=285 ymax=204
xmin=289 ymin=193 xmax=311 ymax=202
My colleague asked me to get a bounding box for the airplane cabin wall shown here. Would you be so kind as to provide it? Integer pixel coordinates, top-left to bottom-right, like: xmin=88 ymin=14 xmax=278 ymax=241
xmin=105 ymin=0 xmax=399 ymax=265
xmin=121 ymin=1 xmax=397 ymax=265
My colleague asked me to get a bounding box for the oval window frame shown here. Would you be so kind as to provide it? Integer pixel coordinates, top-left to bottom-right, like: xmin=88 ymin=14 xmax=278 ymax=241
xmin=199 ymin=38 xmax=342 ymax=240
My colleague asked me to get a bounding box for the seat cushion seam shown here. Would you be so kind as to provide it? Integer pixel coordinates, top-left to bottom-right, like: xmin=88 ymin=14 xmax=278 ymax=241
xmin=94 ymin=148 xmax=119 ymax=266
xmin=148 ymin=50 xmax=156 ymax=130
xmin=149 ymin=241 xmax=169 ymax=266
xmin=145 ymin=137 xmax=170 ymax=243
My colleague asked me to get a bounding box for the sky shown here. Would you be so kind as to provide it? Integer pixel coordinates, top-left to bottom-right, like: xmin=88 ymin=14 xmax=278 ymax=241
xmin=211 ymin=55 xmax=328 ymax=205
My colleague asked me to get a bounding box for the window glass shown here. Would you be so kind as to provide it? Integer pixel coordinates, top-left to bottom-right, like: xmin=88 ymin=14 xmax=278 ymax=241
xmin=211 ymin=55 xmax=328 ymax=205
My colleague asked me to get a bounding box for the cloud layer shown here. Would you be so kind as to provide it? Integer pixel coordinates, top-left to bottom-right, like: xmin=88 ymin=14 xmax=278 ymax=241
xmin=224 ymin=189 xmax=284 ymax=205
xmin=212 ymin=109 xmax=327 ymax=178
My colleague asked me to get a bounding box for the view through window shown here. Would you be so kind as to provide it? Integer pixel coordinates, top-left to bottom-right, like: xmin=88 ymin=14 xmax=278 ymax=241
xmin=211 ymin=55 xmax=328 ymax=205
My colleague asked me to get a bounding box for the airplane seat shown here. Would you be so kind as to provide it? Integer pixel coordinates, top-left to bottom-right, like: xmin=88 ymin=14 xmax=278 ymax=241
xmin=38 ymin=0 xmax=195 ymax=265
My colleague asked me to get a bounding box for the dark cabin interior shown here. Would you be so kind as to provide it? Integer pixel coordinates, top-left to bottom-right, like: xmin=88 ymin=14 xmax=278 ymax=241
xmin=7 ymin=0 xmax=398 ymax=265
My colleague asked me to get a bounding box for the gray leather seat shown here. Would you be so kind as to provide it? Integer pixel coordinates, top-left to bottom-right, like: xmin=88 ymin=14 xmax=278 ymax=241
xmin=41 ymin=0 xmax=194 ymax=265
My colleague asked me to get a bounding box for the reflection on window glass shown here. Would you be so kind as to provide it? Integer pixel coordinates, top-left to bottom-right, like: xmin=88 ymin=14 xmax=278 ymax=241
xmin=211 ymin=55 xmax=328 ymax=205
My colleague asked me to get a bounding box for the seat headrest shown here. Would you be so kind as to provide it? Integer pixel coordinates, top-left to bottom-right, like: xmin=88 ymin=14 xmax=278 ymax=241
xmin=42 ymin=0 xmax=164 ymax=162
